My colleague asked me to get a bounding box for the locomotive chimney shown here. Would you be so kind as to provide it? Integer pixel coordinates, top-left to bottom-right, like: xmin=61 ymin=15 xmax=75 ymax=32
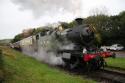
xmin=75 ymin=18 xmax=83 ymax=25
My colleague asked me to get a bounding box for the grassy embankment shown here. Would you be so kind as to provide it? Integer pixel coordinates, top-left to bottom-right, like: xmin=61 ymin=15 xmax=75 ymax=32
xmin=106 ymin=57 xmax=125 ymax=70
xmin=0 ymin=46 xmax=96 ymax=83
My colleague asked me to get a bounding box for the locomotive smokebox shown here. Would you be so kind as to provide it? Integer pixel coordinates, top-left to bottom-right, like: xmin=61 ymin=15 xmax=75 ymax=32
xmin=75 ymin=18 xmax=84 ymax=25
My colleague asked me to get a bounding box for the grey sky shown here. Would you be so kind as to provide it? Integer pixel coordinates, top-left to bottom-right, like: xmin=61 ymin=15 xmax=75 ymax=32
xmin=0 ymin=0 xmax=125 ymax=39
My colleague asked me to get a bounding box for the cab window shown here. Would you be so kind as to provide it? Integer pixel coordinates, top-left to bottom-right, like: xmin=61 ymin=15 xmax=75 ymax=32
xmin=40 ymin=32 xmax=46 ymax=36
xmin=36 ymin=34 xmax=39 ymax=40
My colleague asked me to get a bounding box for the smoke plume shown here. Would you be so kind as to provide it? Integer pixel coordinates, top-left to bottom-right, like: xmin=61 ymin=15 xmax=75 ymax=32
xmin=11 ymin=0 xmax=82 ymax=18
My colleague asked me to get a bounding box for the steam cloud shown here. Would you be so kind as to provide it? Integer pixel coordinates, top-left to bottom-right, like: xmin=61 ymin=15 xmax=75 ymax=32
xmin=20 ymin=33 xmax=73 ymax=66
xmin=21 ymin=43 xmax=65 ymax=66
xmin=11 ymin=0 xmax=82 ymax=18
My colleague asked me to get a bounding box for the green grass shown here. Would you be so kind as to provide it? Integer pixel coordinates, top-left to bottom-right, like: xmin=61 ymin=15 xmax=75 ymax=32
xmin=0 ymin=46 xmax=96 ymax=83
xmin=106 ymin=58 xmax=125 ymax=69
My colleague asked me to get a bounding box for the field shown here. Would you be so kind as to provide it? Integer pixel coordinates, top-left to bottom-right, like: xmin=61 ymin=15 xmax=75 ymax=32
xmin=0 ymin=39 xmax=11 ymax=46
xmin=0 ymin=46 xmax=96 ymax=83
xmin=106 ymin=57 xmax=125 ymax=69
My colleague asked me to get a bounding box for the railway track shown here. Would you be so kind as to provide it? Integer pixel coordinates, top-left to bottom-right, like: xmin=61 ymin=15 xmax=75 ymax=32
xmin=88 ymin=69 xmax=125 ymax=83
xmin=57 ymin=66 xmax=125 ymax=83
xmin=107 ymin=66 xmax=125 ymax=71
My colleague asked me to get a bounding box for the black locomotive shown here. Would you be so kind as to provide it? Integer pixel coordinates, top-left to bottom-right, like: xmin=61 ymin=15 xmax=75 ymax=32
xmin=56 ymin=18 xmax=104 ymax=70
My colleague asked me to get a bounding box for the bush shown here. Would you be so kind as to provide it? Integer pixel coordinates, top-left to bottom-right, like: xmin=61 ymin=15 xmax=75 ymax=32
xmin=0 ymin=49 xmax=4 ymax=82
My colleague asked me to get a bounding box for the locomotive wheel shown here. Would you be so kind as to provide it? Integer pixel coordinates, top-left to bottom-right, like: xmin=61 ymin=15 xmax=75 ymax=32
xmin=87 ymin=56 xmax=104 ymax=71
xmin=63 ymin=56 xmax=80 ymax=70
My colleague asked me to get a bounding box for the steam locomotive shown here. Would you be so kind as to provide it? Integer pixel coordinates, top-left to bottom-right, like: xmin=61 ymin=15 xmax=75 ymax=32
xmin=12 ymin=18 xmax=115 ymax=71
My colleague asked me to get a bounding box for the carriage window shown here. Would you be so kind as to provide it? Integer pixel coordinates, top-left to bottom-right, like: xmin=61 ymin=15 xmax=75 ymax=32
xmin=36 ymin=34 xmax=39 ymax=40
xmin=67 ymin=29 xmax=72 ymax=32
xmin=40 ymin=32 xmax=46 ymax=36
xmin=49 ymin=30 xmax=53 ymax=34
xmin=46 ymin=31 xmax=52 ymax=35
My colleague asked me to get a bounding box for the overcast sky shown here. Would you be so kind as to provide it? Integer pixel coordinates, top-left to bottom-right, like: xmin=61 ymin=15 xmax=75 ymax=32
xmin=0 ymin=0 xmax=125 ymax=39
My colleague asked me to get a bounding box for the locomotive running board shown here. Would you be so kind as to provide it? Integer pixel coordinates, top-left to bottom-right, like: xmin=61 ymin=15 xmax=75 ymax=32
xmin=57 ymin=49 xmax=82 ymax=56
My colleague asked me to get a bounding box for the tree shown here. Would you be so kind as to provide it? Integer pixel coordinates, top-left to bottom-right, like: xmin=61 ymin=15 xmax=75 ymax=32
xmin=11 ymin=34 xmax=23 ymax=43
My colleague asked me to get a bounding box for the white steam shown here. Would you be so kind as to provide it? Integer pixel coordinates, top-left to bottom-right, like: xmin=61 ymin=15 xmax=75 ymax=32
xmin=36 ymin=48 xmax=64 ymax=65
xmin=11 ymin=0 xmax=82 ymax=18
xmin=20 ymin=31 xmax=75 ymax=66
xmin=21 ymin=45 xmax=65 ymax=66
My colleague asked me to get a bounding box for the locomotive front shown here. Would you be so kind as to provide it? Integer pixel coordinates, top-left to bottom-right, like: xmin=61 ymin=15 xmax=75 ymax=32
xmin=58 ymin=18 xmax=108 ymax=70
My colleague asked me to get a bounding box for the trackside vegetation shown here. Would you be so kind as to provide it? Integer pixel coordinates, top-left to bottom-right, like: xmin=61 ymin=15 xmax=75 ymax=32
xmin=0 ymin=49 xmax=4 ymax=82
xmin=0 ymin=46 xmax=96 ymax=83
xmin=106 ymin=58 xmax=125 ymax=69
